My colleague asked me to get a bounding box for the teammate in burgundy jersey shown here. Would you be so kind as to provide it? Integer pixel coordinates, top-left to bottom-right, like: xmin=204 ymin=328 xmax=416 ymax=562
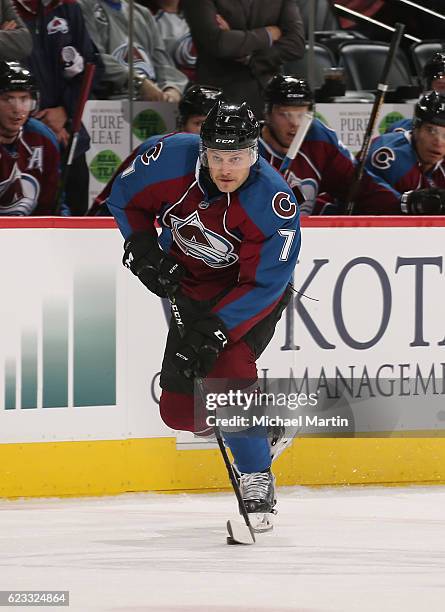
xmin=364 ymin=91 xmax=445 ymax=215
xmin=259 ymin=74 xmax=393 ymax=215
xmin=108 ymin=101 xmax=301 ymax=521
xmin=386 ymin=53 xmax=445 ymax=135
xmin=0 ymin=61 xmax=60 ymax=215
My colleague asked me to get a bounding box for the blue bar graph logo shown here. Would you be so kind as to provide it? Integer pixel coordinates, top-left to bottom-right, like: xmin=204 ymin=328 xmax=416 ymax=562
xmin=3 ymin=270 xmax=116 ymax=410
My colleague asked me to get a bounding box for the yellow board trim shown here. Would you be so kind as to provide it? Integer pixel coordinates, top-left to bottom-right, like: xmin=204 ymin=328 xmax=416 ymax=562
xmin=1 ymin=437 xmax=445 ymax=498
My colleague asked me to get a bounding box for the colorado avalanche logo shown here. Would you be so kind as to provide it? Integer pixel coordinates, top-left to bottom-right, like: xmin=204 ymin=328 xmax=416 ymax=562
xmin=112 ymin=43 xmax=156 ymax=81
xmin=271 ymin=191 xmax=297 ymax=219
xmin=371 ymin=146 xmax=396 ymax=170
xmin=0 ymin=164 xmax=40 ymax=216
xmin=170 ymin=211 xmax=238 ymax=268
xmin=47 ymin=17 xmax=69 ymax=35
xmin=174 ymin=34 xmax=197 ymax=78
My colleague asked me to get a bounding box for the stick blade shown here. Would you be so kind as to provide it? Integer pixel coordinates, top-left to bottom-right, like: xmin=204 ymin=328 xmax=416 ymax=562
xmin=226 ymin=520 xmax=256 ymax=545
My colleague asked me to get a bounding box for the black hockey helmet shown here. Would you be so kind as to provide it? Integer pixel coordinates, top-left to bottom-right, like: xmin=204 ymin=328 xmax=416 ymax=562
xmin=413 ymin=90 xmax=445 ymax=128
xmin=200 ymin=100 xmax=260 ymax=168
xmin=422 ymin=52 xmax=445 ymax=89
xmin=178 ymin=84 xmax=224 ymax=121
xmin=0 ymin=61 xmax=37 ymax=97
xmin=200 ymin=100 xmax=260 ymax=150
xmin=264 ymin=75 xmax=315 ymax=112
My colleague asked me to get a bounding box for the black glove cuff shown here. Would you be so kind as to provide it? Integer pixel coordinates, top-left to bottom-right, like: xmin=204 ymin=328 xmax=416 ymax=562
xmin=123 ymin=231 xmax=163 ymax=275
xmin=400 ymin=191 xmax=411 ymax=214
xmin=401 ymin=189 xmax=445 ymax=216
xmin=191 ymin=315 xmax=229 ymax=350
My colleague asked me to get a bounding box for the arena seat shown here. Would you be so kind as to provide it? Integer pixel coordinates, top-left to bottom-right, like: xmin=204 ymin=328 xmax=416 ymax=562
xmin=295 ymin=0 xmax=339 ymax=32
xmin=338 ymin=40 xmax=416 ymax=91
xmin=295 ymin=0 xmax=367 ymax=54
xmin=282 ymin=43 xmax=336 ymax=89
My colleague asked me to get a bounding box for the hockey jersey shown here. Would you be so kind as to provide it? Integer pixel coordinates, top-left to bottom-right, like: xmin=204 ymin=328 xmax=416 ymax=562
xmin=154 ymin=10 xmax=196 ymax=82
xmin=77 ymin=0 xmax=187 ymax=96
xmin=108 ymin=133 xmax=301 ymax=342
xmin=385 ymin=118 xmax=413 ymax=133
xmin=14 ymin=0 xmax=102 ymax=157
xmin=0 ymin=117 xmax=60 ymax=215
xmin=363 ymin=130 xmax=445 ymax=213
xmin=91 ymin=133 xmax=163 ymax=214
xmin=259 ymin=118 xmax=391 ymax=215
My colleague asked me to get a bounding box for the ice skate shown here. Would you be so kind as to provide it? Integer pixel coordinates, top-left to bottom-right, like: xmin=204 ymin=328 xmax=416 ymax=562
xmin=269 ymin=422 xmax=299 ymax=462
xmin=239 ymin=468 xmax=277 ymax=532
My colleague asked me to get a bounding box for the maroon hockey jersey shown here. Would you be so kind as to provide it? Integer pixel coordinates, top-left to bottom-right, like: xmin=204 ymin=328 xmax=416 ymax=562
xmin=259 ymin=117 xmax=393 ymax=214
xmin=0 ymin=117 xmax=60 ymax=215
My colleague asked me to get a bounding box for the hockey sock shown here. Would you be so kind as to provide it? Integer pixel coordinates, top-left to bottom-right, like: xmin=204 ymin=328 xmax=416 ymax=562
xmin=222 ymin=425 xmax=271 ymax=474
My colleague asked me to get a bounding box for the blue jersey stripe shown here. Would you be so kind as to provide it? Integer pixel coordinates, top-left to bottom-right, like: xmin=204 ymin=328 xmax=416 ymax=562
xmin=117 ymin=133 xmax=199 ymax=204
xmin=108 ymin=133 xmax=200 ymax=237
xmin=215 ymin=228 xmax=300 ymax=330
xmin=26 ymin=118 xmax=59 ymax=150
xmin=366 ymin=131 xmax=416 ymax=187
xmin=215 ymin=159 xmax=300 ymax=332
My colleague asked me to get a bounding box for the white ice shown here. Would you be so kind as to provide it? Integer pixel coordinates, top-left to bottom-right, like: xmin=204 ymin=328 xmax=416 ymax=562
xmin=1 ymin=485 xmax=445 ymax=612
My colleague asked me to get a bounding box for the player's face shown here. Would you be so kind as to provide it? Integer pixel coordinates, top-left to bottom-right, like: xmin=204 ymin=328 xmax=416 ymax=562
xmin=0 ymin=91 xmax=33 ymax=138
xmin=431 ymin=75 xmax=445 ymax=94
xmin=267 ymin=104 xmax=311 ymax=149
xmin=415 ymin=122 xmax=445 ymax=167
xmin=207 ymin=148 xmax=252 ymax=192
xmin=183 ymin=114 xmax=206 ymax=134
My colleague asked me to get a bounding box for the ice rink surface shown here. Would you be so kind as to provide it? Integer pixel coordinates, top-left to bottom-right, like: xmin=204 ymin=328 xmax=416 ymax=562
xmin=1 ymin=485 xmax=445 ymax=612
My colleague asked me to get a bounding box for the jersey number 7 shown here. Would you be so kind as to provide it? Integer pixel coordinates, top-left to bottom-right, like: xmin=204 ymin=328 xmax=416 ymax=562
xmin=278 ymin=229 xmax=297 ymax=261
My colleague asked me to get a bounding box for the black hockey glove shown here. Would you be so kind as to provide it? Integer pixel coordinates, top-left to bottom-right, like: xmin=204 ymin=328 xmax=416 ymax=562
xmin=173 ymin=315 xmax=229 ymax=379
xmin=400 ymin=188 xmax=445 ymax=215
xmin=123 ymin=231 xmax=185 ymax=298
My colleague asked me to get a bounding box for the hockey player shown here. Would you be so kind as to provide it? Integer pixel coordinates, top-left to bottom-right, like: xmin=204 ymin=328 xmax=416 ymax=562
xmin=176 ymin=84 xmax=223 ymax=135
xmin=107 ymin=101 xmax=301 ymax=523
xmin=362 ymin=91 xmax=445 ymax=215
xmin=0 ymin=61 xmax=60 ymax=215
xmin=13 ymin=0 xmax=103 ymax=215
xmin=259 ymin=74 xmax=389 ymax=215
xmin=423 ymin=52 xmax=445 ymax=95
xmin=89 ymin=84 xmax=223 ymax=215
xmin=386 ymin=52 xmax=445 ymax=134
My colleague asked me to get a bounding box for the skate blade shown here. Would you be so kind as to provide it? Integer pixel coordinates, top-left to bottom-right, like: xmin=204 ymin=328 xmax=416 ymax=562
xmin=250 ymin=512 xmax=274 ymax=533
xmin=226 ymin=520 xmax=256 ymax=545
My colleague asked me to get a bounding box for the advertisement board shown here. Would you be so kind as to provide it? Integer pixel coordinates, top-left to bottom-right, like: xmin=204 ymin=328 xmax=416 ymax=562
xmin=83 ymin=102 xmax=414 ymax=206
xmin=84 ymin=101 xmax=178 ymax=205
xmin=1 ymin=218 xmax=444 ymax=496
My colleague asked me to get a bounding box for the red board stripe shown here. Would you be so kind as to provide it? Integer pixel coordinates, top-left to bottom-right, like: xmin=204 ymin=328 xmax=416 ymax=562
xmin=0 ymin=216 xmax=444 ymax=229
xmin=0 ymin=218 xmax=117 ymax=229
xmin=300 ymin=216 xmax=445 ymax=228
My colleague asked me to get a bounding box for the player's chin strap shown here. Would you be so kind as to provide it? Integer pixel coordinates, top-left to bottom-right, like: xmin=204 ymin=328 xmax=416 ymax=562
xmin=162 ymin=285 xmax=256 ymax=544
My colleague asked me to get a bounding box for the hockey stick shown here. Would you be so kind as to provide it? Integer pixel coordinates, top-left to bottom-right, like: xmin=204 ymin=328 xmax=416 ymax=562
xmin=165 ymin=289 xmax=256 ymax=545
xmin=279 ymin=111 xmax=314 ymax=173
xmin=345 ymin=23 xmax=405 ymax=215
xmin=56 ymin=63 xmax=96 ymax=214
